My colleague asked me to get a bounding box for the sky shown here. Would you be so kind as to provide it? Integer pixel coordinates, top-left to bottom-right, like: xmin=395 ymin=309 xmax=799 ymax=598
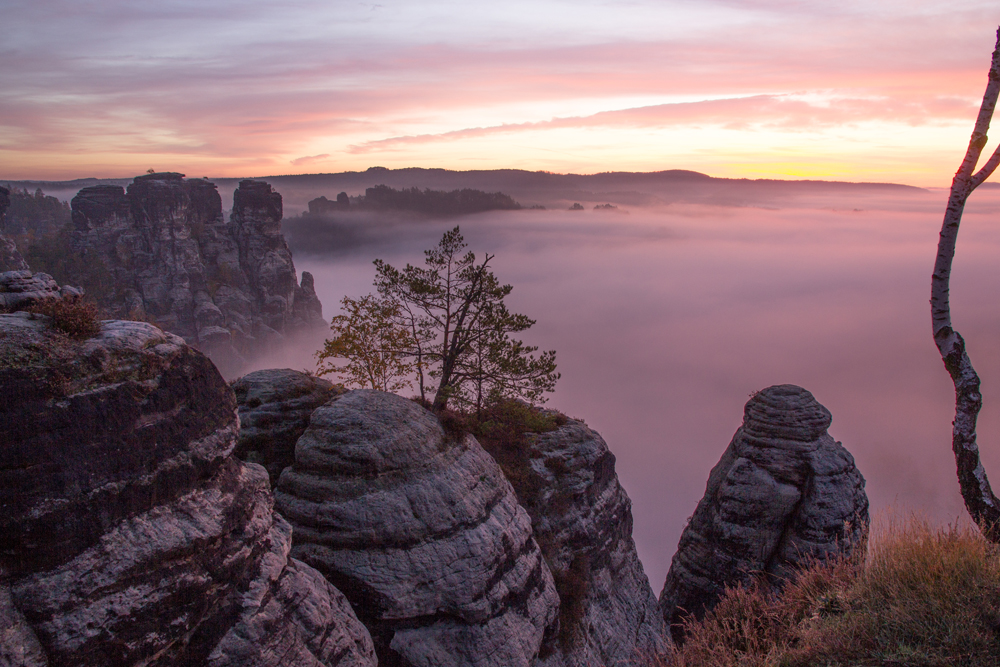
xmin=3 ymin=0 xmax=1000 ymax=185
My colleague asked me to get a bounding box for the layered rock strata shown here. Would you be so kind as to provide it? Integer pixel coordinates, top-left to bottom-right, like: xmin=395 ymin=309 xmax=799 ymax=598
xmin=70 ymin=174 xmax=324 ymax=376
xmin=0 ymin=315 xmax=375 ymax=667
xmin=659 ymin=384 xmax=869 ymax=642
xmin=232 ymin=368 xmax=343 ymax=485
xmin=0 ymin=270 xmax=82 ymax=311
xmin=275 ymin=389 xmax=560 ymax=667
xmin=481 ymin=417 xmax=670 ymax=667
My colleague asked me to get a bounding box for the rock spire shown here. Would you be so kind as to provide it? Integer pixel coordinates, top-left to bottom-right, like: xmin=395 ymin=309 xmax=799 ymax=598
xmin=659 ymin=384 xmax=868 ymax=642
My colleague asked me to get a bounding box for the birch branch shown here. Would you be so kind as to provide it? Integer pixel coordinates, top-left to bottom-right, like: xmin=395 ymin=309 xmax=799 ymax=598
xmin=931 ymin=27 xmax=1000 ymax=540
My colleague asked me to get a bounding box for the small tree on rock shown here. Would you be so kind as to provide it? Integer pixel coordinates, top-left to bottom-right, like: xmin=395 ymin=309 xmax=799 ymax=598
xmin=316 ymin=294 xmax=417 ymax=392
xmin=373 ymin=226 xmax=559 ymax=412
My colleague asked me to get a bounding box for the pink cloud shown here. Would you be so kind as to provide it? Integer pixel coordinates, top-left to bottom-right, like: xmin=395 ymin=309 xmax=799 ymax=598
xmin=290 ymin=154 xmax=331 ymax=166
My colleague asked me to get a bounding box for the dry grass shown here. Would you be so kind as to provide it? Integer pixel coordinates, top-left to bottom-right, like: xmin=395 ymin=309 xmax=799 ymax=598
xmin=25 ymin=297 xmax=102 ymax=340
xmin=672 ymin=515 xmax=1000 ymax=667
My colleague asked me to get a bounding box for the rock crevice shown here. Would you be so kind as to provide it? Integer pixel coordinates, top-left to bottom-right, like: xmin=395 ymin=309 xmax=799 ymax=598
xmin=481 ymin=417 xmax=671 ymax=667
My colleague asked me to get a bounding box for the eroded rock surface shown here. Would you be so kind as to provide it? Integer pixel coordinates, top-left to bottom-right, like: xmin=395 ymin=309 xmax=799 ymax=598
xmin=482 ymin=417 xmax=670 ymax=667
xmin=70 ymin=174 xmax=324 ymax=376
xmin=659 ymin=384 xmax=869 ymax=642
xmin=232 ymin=368 xmax=343 ymax=485
xmin=276 ymin=389 xmax=560 ymax=667
xmin=0 ymin=186 xmax=30 ymax=273
xmin=0 ymin=315 xmax=375 ymax=667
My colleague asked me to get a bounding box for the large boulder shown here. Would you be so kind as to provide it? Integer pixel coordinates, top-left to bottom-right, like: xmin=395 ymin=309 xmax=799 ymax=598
xmin=659 ymin=384 xmax=869 ymax=642
xmin=276 ymin=389 xmax=560 ymax=667
xmin=232 ymin=368 xmax=343 ymax=485
xmin=0 ymin=315 xmax=375 ymax=667
xmin=481 ymin=416 xmax=670 ymax=667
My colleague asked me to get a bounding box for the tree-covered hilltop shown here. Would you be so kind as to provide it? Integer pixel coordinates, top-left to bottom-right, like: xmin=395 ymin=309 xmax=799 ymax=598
xmin=1 ymin=186 xmax=71 ymax=238
xmin=307 ymin=184 xmax=522 ymax=217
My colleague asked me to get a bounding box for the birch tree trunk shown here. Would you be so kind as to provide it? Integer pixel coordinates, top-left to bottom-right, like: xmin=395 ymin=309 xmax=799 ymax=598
xmin=932 ymin=28 xmax=1000 ymax=540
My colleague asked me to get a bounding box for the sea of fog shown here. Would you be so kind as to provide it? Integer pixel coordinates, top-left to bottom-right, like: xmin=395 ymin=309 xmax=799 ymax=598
xmin=260 ymin=188 xmax=1000 ymax=591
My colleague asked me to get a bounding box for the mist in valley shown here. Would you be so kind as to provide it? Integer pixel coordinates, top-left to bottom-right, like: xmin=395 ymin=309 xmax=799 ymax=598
xmin=258 ymin=183 xmax=1000 ymax=590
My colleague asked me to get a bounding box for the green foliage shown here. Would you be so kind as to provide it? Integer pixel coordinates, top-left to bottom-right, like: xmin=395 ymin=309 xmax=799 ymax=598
xmin=457 ymin=399 xmax=566 ymax=513
xmin=2 ymin=186 xmax=70 ymax=237
xmin=25 ymin=298 xmax=102 ymax=340
xmin=671 ymin=517 xmax=1000 ymax=667
xmin=374 ymin=226 xmax=559 ymax=411
xmin=316 ymin=294 xmax=418 ymax=392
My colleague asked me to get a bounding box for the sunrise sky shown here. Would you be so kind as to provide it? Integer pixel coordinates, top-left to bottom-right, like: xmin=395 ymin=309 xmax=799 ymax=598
xmin=3 ymin=0 xmax=999 ymax=185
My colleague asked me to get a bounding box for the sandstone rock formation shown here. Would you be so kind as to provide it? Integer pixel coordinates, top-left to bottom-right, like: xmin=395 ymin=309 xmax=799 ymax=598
xmin=0 ymin=270 xmax=83 ymax=311
xmin=70 ymin=174 xmax=324 ymax=377
xmin=659 ymin=384 xmax=869 ymax=642
xmin=308 ymin=193 xmax=350 ymax=215
xmin=232 ymin=368 xmax=343 ymax=485
xmin=0 ymin=238 xmax=29 ymax=273
xmin=0 ymin=315 xmax=375 ymax=667
xmin=275 ymin=389 xmax=560 ymax=667
xmin=0 ymin=185 xmax=30 ymax=273
xmin=481 ymin=417 xmax=670 ymax=667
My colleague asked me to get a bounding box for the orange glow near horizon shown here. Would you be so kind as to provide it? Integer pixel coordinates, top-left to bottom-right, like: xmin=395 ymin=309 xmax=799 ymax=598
xmin=2 ymin=2 xmax=1000 ymax=187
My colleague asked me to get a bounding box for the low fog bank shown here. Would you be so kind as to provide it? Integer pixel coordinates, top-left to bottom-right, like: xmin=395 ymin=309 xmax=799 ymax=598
xmin=289 ymin=187 xmax=1000 ymax=590
xmin=10 ymin=171 xmax=990 ymax=590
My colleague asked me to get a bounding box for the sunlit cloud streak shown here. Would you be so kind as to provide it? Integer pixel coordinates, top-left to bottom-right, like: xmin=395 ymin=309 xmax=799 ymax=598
xmin=348 ymin=94 xmax=980 ymax=153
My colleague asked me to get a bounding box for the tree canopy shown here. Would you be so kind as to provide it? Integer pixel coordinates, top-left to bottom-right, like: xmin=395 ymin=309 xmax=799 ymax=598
xmin=318 ymin=226 xmax=558 ymax=412
xmin=316 ymin=294 xmax=417 ymax=392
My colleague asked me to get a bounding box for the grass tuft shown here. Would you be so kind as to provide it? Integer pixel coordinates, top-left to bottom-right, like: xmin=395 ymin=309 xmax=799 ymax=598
xmin=672 ymin=515 xmax=1000 ymax=667
xmin=25 ymin=297 xmax=102 ymax=340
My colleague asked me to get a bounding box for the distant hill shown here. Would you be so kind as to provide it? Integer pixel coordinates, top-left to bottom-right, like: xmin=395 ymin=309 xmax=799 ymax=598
xmin=3 ymin=168 xmax=930 ymax=214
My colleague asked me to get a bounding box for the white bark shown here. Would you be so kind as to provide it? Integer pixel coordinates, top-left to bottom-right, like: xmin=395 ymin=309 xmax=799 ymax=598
xmin=931 ymin=28 xmax=1000 ymax=539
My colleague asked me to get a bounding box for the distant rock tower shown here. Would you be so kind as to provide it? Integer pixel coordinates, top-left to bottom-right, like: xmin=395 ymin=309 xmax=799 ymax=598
xmin=659 ymin=384 xmax=868 ymax=643
xmin=70 ymin=174 xmax=325 ymax=376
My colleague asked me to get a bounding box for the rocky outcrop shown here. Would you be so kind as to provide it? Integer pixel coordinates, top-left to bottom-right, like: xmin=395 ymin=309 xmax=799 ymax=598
xmin=0 ymin=186 xmax=29 ymax=273
xmin=0 ymin=236 xmax=28 ymax=273
xmin=480 ymin=417 xmax=670 ymax=667
xmin=232 ymin=368 xmax=343 ymax=485
xmin=659 ymin=384 xmax=869 ymax=642
xmin=0 ymin=315 xmax=375 ymax=667
xmin=70 ymin=174 xmax=325 ymax=377
xmin=308 ymin=194 xmax=350 ymax=215
xmin=0 ymin=270 xmax=83 ymax=311
xmin=275 ymin=389 xmax=560 ymax=667
xmin=1 ymin=184 xmax=87 ymax=308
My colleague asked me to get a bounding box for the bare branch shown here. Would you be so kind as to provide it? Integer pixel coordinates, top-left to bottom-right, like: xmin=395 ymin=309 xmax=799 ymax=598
xmin=971 ymin=142 xmax=1000 ymax=189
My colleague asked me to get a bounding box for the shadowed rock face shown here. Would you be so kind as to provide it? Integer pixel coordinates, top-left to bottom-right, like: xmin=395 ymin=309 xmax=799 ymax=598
xmin=489 ymin=418 xmax=671 ymax=667
xmin=232 ymin=368 xmax=344 ymax=485
xmin=275 ymin=390 xmax=560 ymax=667
xmin=69 ymin=175 xmax=325 ymax=377
xmin=0 ymin=187 xmax=29 ymax=273
xmin=659 ymin=384 xmax=869 ymax=642
xmin=0 ymin=315 xmax=375 ymax=667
